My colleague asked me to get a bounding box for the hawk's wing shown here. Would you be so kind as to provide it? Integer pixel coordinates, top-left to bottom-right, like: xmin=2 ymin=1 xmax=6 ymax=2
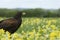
xmin=0 ymin=18 xmax=18 ymax=29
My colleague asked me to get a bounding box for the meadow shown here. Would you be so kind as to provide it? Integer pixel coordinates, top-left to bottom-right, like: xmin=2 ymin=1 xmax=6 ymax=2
xmin=0 ymin=17 xmax=60 ymax=40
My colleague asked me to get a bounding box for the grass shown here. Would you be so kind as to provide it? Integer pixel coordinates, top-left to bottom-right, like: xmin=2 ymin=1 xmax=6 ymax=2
xmin=0 ymin=17 xmax=60 ymax=40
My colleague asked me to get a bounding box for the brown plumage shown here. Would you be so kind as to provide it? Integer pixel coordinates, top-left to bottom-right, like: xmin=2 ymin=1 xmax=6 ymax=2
xmin=0 ymin=11 xmax=23 ymax=34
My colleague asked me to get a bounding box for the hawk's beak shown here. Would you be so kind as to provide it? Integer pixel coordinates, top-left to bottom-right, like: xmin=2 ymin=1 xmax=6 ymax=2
xmin=22 ymin=12 xmax=26 ymax=15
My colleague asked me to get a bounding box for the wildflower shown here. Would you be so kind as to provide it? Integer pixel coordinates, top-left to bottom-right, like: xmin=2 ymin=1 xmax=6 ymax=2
xmin=51 ymin=25 xmax=56 ymax=30
xmin=6 ymin=31 xmax=11 ymax=38
xmin=49 ymin=31 xmax=60 ymax=40
xmin=0 ymin=29 xmax=5 ymax=35
xmin=29 ymin=31 xmax=34 ymax=37
xmin=47 ymin=20 xmax=51 ymax=26
xmin=51 ymin=20 xmax=56 ymax=23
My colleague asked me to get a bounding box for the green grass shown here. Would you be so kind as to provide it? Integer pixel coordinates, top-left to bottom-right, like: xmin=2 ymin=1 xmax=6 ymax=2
xmin=17 ymin=17 xmax=60 ymax=40
xmin=0 ymin=17 xmax=60 ymax=40
xmin=17 ymin=17 xmax=60 ymax=33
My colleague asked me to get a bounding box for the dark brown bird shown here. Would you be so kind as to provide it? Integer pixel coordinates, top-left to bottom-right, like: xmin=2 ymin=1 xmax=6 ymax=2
xmin=0 ymin=11 xmax=25 ymax=34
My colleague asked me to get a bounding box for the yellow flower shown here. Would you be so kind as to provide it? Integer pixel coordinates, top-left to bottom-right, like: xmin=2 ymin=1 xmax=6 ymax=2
xmin=1 ymin=38 xmax=6 ymax=40
xmin=0 ymin=29 xmax=5 ymax=34
xmin=13 ymin=33 xmax=19 ymax=38
xmin=48 ymin=20 xmax=51 ymax=25
xmin=45 ymin=25 xmax=49 ymax=29
xmin=29 ymin=31 xmax=34 ymax=36
xmin=15 ymin=38 xmax=23 ymax=40
xmin=51 ymin=20 xmax=56 ymax=23
xmin=50 ymin=32 xmax=57 ymax=37
xmin=51 ymin=25 xmax=56 ymax=30
xmin=49 ymin=31 xmax=60 ymax=40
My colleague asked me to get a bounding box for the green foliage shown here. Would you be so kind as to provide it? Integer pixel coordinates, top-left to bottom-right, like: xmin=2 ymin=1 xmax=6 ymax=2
xmin=0 ymin=8 xmax=60 ymax=17
xmin=0 ymin=8 xmax=17 ymax=17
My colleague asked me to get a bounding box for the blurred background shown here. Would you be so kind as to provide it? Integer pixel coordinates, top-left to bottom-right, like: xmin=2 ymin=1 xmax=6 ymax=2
xmin=0 ymin=0 xmax=60 ymax=40
xmin=0 ymin=0 xmax=60 ymax=17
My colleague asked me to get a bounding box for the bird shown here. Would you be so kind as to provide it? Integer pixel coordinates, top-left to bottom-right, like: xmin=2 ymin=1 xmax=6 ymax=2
xmin=0 ymin=11 xmax=25 ymax=34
